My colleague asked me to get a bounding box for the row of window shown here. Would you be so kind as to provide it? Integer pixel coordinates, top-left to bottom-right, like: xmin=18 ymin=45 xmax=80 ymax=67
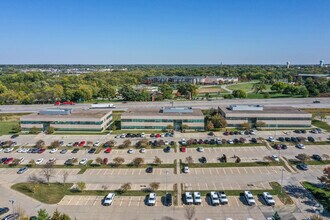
xmin=226 ymin=117 xmax=311 ymax=121
xmin=121 ymin=126 xmax=205 ymax=130
xmin=121 ymin=119 xmax=204 ymax=123
xmin=21 ymin=120 xmax=103 ymax=125
xmin=228 ymin=124 xmax=310 ymax=128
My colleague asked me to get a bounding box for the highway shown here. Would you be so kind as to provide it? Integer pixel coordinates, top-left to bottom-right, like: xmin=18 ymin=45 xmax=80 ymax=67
xmin=0 ymin=97 xmax=330 ymax=113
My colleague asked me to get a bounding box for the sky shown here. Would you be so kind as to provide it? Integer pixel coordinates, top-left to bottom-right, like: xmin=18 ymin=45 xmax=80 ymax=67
xmin=0 ymin=0 xmax=329 ymax=64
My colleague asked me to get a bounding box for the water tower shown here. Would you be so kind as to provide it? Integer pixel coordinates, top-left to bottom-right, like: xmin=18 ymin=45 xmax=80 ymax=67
xmin=320 ymin=60 xmax=324 ymax=67
xmin=286 ymin=61 xmax=290 ymax=69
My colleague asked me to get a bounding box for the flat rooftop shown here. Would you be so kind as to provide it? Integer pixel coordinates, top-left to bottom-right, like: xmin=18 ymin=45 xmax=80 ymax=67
xmin=122 ymin=107 xmax=203 ymax=117
xmin=220 ymin=106 xmax=310 ymax=115
xmin=21 ymin=109 xmax=112 ymax=120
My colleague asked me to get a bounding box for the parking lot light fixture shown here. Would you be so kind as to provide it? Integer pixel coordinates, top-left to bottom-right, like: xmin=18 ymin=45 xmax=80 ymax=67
xmin=9 ymin=199 xmax=15 ymax=214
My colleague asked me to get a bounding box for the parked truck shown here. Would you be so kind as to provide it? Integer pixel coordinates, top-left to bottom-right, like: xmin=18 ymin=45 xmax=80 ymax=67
xmin=90 ymin=103 xmax=116 ymax=109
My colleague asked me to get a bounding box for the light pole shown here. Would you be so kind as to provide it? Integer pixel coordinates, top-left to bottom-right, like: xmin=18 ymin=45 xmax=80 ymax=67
xmin=9 ymin=200 xmax=15 ymax=214
xmin=280 ymin=168 xmax=284 ymax=194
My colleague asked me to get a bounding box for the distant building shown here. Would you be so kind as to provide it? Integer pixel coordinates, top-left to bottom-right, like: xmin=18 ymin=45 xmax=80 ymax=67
xmin=296 ymin=73 xmax=330 ymax=80
xmin=320 ymin=60 xmax=324 ymax=67
xmin=20 ymin=109 xmax=112 ymax=132
xmin=121 ymin=107 xmax=204 ymax=131
xmin=219 ymin=105 xmax=311 ymax=128
xmin=145 ymin=76 xmax=238 ymax=85
xmin=286 ymin=61 xmax=290 ymax=69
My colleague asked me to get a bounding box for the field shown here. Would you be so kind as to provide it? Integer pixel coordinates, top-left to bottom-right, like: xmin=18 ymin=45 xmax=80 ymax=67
xmin=312 ymin=119 xmax=330 ymax=132
xmin=226 ymin=81 xmax=259 ymax=93
xmin=0 ymin=113 xmax=27 ymax=135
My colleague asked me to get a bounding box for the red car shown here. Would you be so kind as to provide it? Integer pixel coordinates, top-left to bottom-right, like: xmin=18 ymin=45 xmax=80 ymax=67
xmin=104 ymin=148 xmax=112 ymax=153
xmin=103 ymin=158 xmax=108 ymax=165
xmin=180 ymin=146 xmax=187 ymax=152
xmin=38 ymin=148 xmax=46 ymax=154
xmin=155 ymin=134 xmax=161 ymax=138
xmin=4 ymin=158 xmax=13 ymax=164
xmin=79 ymin=141 xmax=86 ymax=147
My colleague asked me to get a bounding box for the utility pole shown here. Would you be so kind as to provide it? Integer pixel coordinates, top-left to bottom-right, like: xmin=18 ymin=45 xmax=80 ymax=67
xmin=9 ymin=200 xmax=15 ymax=214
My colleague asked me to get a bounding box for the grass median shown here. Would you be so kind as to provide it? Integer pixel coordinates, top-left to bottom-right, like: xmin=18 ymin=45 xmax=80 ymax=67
xmin=12 ymin=182 xmax=172 ymax=204
xmin=185 ymin=143 xmax=265 ymax=148
xmin=302 ymin=182 xmax=330 ymax=211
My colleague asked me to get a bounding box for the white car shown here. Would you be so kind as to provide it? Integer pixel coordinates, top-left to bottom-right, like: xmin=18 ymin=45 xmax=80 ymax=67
xmin=183 ymin=166 xmax=189 ymax=173
xmin=35 ymin=158 xmax=44 ymax=165
xmin=67 ymin=142 xmax=73 ymax=147
xmin=193 ymin=192 xmax=202 ymax=205
xmin=271 ymin=155 xmax=280 ymax=162
xmin=249 ymin=130 xmax=256 ymax=135
xmin=218 ymin=191 xmax=228 ymax=204
xmin=262 ymin=192 xmax=275 ymax=206
xmin=4 ymin=148 xmax=14 ymax=153
xmin=239 ymin=131 xmax=245 ymax=135
xmin=161 ymin=134 xmax=165 ymax=137
xmin=296 ymin=144 xmax=305 ymax=149
xmin=140 ymin=148 xmax=146 ymax=153
xmin=227 ymin=139 xmax=234 ymax=144
xmin=120 ymin=134 xmax=126 ymax=138
xmin=244 ymin=191 xmax=256 ymax=205
xmin=140 ymin=133 xmax=146 ymax=138
xmin=147 ymin=193 xmax=156 ymax=206
xmin=17 ymin=148 xmax=27 ymax=153
xmin=197 ymin=147 xmax=204 ymax=152
xmin=93 ymin=141 xmax=101 ymax=147
xmin=50 ymin=148 xmax=58 ymax=154
xmin=181 ymin=138 xmax=187 ymax=145
xmin=210 ymin=191 xmax=220 ymax=206
xmin=268 ymin=136 xmax=275 ymax=142
xmin=79 ymin=158 xmax=88 ymax=165
xmin=103 ymin=193 xmax=115 ymax=206
xmin=184 ymin=192 xmax=194 ymax=205
xmin=128 ymin=149 xmax=134 ymax=154
xmin=164 ymin=141 xmax=169 ymax=145
xmin=0 ymin=148 xmax=3 ymax=152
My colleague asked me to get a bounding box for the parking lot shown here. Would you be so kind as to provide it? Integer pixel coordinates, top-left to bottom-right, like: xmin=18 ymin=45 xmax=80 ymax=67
xmin=183 ymin=181 xmax=272 ymax=191
xmin=83 ymin=168 xmax=174 ymax=176
xmin=187 ymin=166 xmax=285 ymax=176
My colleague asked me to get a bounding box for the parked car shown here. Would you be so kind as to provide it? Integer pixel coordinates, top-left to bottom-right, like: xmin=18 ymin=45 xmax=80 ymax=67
xmin=67 ymin=142 xmax=73 ymax=147
xmin=127 ymin=149 xmax=134 ymax=154
xmin=250 ymin=138 xmax=257 ymax=143
xmin=183 ymin=166 xmax=189 ymax=173
xmin=0 ymin=207 xmax=9 ymax=215
xmin=184 ymin=192 xmax=194 ymax=205
xmin=79 ymin=141 xmax=86 ymax=147
xmin=147 ymin=193 xmax=156 ymax=206
xmin=48 ymin=158 xmax=56 ymax=164
xmin=4 ymin=148 xmax=14 ymax=153
xmin=164 ymin=146 xmax=171 ymax=153
xmin=17 ymin=167 xmax=28 ymax=174
xmin=140 ymin=148 xmax=146 ymax=153
xmin=312 ymin=154 xmax=322 ymax=161
xmin=278 ymin=137 xmax=285 ymax=142
xmin=297 ymin=163 xmax=309 ymax=170
xmin=271 ymin=155 xmax=280 ymax=162
xmin=93 ymin=141 xmax=101 ymax=147
xmin=104 ymin=148 xmax=112 ymax=153
xmin=165 ymin=193 xmax=172 ymax=206
xmin=218 ymin=191 xmax=228 ymax=204
xmin=209 ymin=191 xmax=220 ymax=206
xmin=50 ymin=148 xmax=58 ymax=154
xmin=88 ymin=148 xmax=96 ymax=154
xmin=180 ymin=146 xmax=187 ymax=152
xmin=146 ymin=166 xmax=153 ymax=173
xmin=60 ymin=149 xmax=67 ymax=154
xmin=244 ymin=191 xmax=256 ymax=205
xmin=35 ymin=158 xmax=44 ymax=165
xmin=227 ymin=139 xmax=234 ymax=144
xmin=2 ymin=213 xmax=19 ymax=220
xmin=199 ymin=156 xmax=207 ymax=164
xmin=193 ymin=192 xmax=202 ymax=205
xmin=307 ymin=136 xmax=315 ymax=142
xmin=3 ymin=158 xmax=14 ymax=164
xmin=262 ymin=192 xmax=275 ymax=206
xmin=79 ymin=158 xmax=88 ymax=165
xmin=267 ymin=137 xmax=275 ymax=142
xmin=71 ymin=148 xmax=79 ymax=153
xmin=102 ymin=193 xmax=115 ymax=206
xmin=296 ymin=144 xmax=305 ymax=149
xmin=197 ymin=147 xmax=204 ymax=152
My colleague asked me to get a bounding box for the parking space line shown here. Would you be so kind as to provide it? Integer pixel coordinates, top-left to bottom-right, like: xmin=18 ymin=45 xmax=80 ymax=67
xmin=128 ymin=197 xmax=132 ymax=206
xmin=234 ymin=197 xmax=240 ymax=207
xmin=243 ymin=167 xmax=248 ymax=174
xmin=93 ymin=197 xmax=98 ymax=206
xmin=236 ymin=168 xmax=241 ymax=174
xmin=68 ymin=196 xmax=74 ymax=205
xmin=137 ymin=197 xmax=141 ymax=206
xmin=119 ymin=197 xmax=123 ymax=206
xmin=223 ymin=168 xmax=227 ymax=175
xmin=138 ymin=169 xmax=141 ymax=175
xmin=118 ymin=169 xmax=122 ymax=175
xmin=216 ymin=169 xmax=219 ymax=175
xmin=229 ymin=168 xmax=234 ymax=174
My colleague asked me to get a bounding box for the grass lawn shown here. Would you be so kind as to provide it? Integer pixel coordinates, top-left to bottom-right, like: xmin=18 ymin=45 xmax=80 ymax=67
xmin=227 ymin=81 xmax=258 ymax=93
xmin=12 ymin=182 xmax=172 ymax=204
xmin=289 ymin=160 xmax=330 ymax=166
xmin=0 ymin=121 xmax=19 ymax=135
xmin=312 ymin=119 xmax=330 ymax=132
xmin=302 ymin=182 xmax=330 ymax=211
xmin=246 ymin=93 xmax=293 ymax=99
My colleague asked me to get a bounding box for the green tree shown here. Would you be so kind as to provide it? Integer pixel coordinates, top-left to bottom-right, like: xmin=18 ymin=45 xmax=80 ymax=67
xmin=263 ymin=92 xmax=270 ymax=98
xmin=159 ymin=84 xmax=173 ymax=99
xmin=30 ymin=126 xmax=40 ymax=134
xmin=232 ymin=90 xmax=247 ymax=98
xmin=177 ymin=83 xmax=198 ymax=99
xmin=271 ymin=82 xmax=288 ymax=93
xmin=149 ymin=182 xmax=160 ymax=191
xmin=210 ymin=114 xmax=227 ymax=128
xmin=120 ymin=182 xmax=131 ymax=193
xmin=253 ymin=83 xmax=267 ymax=94
xmin=119 ymin=85 xmax=138 ymax=101
xmin=113 ymin=157 xmax=125 ymax=166
xmin=132 ymin=157 xmax=144 ymax=167
xmin=51 ymin=209 xmax=61 ymax=220
xmin=206 ymin=121 xmax=214 ymax=130
xmin=46 ymin=126 xmax=55 ymax=134
xmin=35 ymin=140 xmax=45 ymax=148
xmin=153 ymin=156 xmax=162 ymax=165
xmin=98 ymin=86 xmax=116 ymax=100
xmin=37 ymin=209 xmax=49 ymax=220
xmin=12 ymin=124 xmax=21 ymax=133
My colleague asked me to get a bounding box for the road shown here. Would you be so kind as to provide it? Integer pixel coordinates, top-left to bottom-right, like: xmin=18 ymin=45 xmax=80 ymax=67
xmin=0 ymin=97 xmax=330 ymax=113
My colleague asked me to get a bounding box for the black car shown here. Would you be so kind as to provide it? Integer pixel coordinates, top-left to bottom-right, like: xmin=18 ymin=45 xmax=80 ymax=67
xmin=146 ymin=166 xmax=153 ymax=173
xmin=11 ymin=134 xmax=19 ymax=139
xmin=0 ymin=158 xmax=7 ymax=164
xmin=312 ymin=154 xmax=322 ymax=161
xmin=71 ymin=148 xmax=79 ymax=153
xmin=0 ymin=207 xmax=9 ymax=215
xmin=294 ymin=130 xmax=302 ymax=134
xmin=17 ymin=167 xmax=28 ymax=174
xmin=281 ymin=144 xmax=288 ymax=150
xmin=210 ymin=139 xmax=216 ymax=145
xmin=307 ymin=136 xmax=315 ymax=142
xmin=88 ymin=148 xmax=96 ymax=154
xmin=150 ymin=133 xmax=155 ymax=138
xmin=164 ymin=146 xmax=171 ymax=153
xmin=296 ymin=137 xmax=302 ymax=142
xmin=285 ymin=137 xmax=291 ymax=142
xmin=165 ymin=193 xmax=172 ymax=206
xmin=204 ymin=140 xmax=209 ymax=144
xmin=170 ymin=141 xmax=175 ymax=146
xmin=301 ymin=130 xmax=307 ymax=134
xmin=297 ymin=163 xmax=308 ymax=170
xmin=199 ymin=157 xmax=207 ymax=164
xmin=250 ymin=138 xmax=257 ymax=143
xmin=291 ymin=137 xmax=298 ymax=142
xmin=278 ymin=137 xmax=285 ymax=142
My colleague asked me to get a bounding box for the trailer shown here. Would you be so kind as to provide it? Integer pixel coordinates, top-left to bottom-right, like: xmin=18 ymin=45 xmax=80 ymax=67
xmin=90 ymin=103 xmax=116 ymax=109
